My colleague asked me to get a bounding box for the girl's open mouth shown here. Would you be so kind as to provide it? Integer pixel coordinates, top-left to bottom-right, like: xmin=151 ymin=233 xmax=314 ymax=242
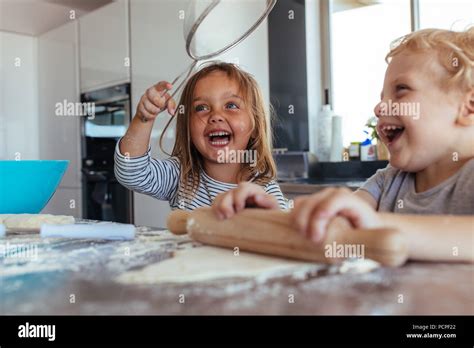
xmin=207 ymin=131 xmax=232 ymax=147
xmin=378 ymin=124 xmax=405 ymax=145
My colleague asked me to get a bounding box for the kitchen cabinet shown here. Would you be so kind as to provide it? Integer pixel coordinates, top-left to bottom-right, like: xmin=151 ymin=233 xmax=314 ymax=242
xmin=38 ymin=21 xmax=82 ymax=217
xmin=79 ymin=0 xmax=130 ymax=92
xmin=0 ymin=32 xmax=39 ymax=160
xmin=129 ymin=0 xmax=190 ymax=228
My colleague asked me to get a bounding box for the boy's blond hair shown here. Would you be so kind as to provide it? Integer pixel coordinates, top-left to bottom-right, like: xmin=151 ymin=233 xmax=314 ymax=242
xmin=386 ymin=27 xmax=474 ymax=92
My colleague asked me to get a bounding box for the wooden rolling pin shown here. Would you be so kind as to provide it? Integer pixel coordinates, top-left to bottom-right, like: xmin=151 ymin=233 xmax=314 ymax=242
xmin=167 ymin=208 xmax=408 ymax=267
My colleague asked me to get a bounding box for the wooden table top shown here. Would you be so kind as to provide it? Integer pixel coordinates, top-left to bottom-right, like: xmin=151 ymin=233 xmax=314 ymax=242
xmin=1 ymin=222 xmax=473 ymax=315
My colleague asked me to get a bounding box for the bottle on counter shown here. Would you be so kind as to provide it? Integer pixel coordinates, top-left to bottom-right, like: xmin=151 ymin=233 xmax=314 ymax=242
xmin=329 ymin=115 xmax=343 ymax=162
xmin=316 ymin=93 xmax=333 ymax=162
xmin=349 ymin=142 xmax=361 ymax=161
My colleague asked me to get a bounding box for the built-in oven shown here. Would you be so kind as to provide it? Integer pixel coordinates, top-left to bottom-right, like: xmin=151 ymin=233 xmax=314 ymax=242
xmin=80 ymin=83 xmax=133 ymax=224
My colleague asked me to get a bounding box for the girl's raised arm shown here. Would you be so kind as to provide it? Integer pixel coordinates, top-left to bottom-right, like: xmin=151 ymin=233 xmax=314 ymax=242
xmin=120 ymin=81 xmax=176 ymax=157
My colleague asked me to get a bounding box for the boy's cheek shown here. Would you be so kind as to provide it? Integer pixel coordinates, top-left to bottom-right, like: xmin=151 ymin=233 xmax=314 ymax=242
xmin=404 ymin=128 xmax=426 ymax=151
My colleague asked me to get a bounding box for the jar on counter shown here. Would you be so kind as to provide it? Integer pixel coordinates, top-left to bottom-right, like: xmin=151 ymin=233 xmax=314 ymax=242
xmin=349 ymin=142 xmax=360 ymax=160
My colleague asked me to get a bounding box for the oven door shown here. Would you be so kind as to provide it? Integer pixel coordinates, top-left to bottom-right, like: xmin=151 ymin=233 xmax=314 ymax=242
xmin=84 ymin=97 xmax=130 ymax=138
xmin=80 ymin=84 xmax=134 ymax=224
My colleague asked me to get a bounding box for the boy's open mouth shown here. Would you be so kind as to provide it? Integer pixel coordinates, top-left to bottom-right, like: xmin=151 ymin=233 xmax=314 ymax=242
xmin=206 ymin=130 xmax=232 ymax=147
xmin=378 ymin=124 xmax=405 ymax=145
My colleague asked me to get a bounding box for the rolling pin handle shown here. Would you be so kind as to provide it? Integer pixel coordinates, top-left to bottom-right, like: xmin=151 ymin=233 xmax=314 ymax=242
xmin=167 ymin=210 xmax=191 ymax=235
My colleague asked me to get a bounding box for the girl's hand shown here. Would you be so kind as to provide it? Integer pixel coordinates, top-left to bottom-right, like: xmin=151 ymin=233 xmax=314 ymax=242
xmin=136 ymin=81 xmax=177 ymax=121
xmin=212 ymin=182 xmax=280 ymax=220
xmin=291 ymin=188 xmax=381 ymax=243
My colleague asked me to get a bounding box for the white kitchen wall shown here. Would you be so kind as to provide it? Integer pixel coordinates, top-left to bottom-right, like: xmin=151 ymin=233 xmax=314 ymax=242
xmin=0 ymin=31 xmax=39 ymax=160
xmin=130 ymin=0 xmax=270 ymax=228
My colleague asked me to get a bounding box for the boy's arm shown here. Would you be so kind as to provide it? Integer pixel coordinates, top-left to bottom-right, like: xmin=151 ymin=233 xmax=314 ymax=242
xmin=291 ymin=188 xmax=473 ymax=263
xmin=354 ymin=189 xmax=377 ymax=209
xmin=377 ymin=213 xmax=474 ymax=262
xmin=355 ymin=189 xmax=473 ymax=262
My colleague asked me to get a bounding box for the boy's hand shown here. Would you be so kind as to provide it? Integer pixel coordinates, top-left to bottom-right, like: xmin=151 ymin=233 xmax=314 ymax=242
xmin=136 ymin=81 xmax=176 ymax=122
xmin=291 ymin=188 xmax=381 ymax=243
xmin=212 ymin=182 xmax=280 ymax=220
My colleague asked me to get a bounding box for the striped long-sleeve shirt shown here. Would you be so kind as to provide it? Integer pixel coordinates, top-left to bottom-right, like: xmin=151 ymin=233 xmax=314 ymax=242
xmin=114 ymin=140 xmax=288 ymax=211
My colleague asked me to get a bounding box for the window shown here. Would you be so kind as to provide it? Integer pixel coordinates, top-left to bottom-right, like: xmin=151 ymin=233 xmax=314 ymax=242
xmin=330 ymin=0 xmax=411 ymax=146
xmin=418 ymin=0 xmax=474 ymax=30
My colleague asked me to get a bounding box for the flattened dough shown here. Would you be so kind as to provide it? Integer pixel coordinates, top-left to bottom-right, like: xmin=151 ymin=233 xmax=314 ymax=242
xmin=117 ymin=246 xmax=380 ymax=285
xmin=0 ymin=214 xmax=75 ymax=229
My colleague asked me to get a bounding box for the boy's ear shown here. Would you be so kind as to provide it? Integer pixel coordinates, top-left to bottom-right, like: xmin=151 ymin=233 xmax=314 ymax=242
xmin=456 ymin=88 xmax=474 ymax=126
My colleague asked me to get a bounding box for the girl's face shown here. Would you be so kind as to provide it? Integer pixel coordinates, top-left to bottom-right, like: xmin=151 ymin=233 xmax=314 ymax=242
xmin=189 ymin=71 xmax=253 ymax=165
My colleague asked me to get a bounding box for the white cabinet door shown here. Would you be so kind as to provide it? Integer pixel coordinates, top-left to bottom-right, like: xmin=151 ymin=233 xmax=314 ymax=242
xmin=79 ymin=0 xmax=130 ymax=92
xmin=42 ymin=187 xmax=82 ymax=218
xmin=130 ymin=0 xmax=190 ymax=228
xmin=0 ymin=32 xmax=39 ymax=160
xmin=38 ymin=21 xmax=82 ymax=198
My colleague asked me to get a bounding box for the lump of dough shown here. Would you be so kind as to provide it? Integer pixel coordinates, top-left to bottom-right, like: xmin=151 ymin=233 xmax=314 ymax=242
xmin=0 ymin=214 xmax=13 ymax=224
xmin=0 ymin=214 xmax=75 ymax=229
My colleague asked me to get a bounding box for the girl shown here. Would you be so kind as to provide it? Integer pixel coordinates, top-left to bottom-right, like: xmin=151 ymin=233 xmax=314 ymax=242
xmin=115 ymin=62 xmax=286 ymax=211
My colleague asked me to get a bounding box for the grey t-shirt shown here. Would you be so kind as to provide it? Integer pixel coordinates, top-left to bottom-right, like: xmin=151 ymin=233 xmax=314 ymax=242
xmin=359 ymin=159 xmax=474 ymax=215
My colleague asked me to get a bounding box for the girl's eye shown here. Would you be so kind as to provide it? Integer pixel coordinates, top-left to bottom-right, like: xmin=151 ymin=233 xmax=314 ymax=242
xmin=226 ymin=102 xmax=239 ymax=110
xmin=195 ymin=104 xmax=209 ymax=112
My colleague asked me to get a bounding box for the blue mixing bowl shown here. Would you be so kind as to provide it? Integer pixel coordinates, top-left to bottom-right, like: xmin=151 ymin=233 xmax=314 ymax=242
xmin=0 ymin=160 xmax=69 ymax=214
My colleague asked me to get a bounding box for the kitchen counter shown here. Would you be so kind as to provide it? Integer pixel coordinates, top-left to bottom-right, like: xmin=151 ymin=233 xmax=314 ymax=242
xmin=1 ymin=221 xmax=473 ymax=315
xmin=279 ymin=178 xmax=366 ymax=198
xmin=277 ymin=160 xmax=388 ymax=198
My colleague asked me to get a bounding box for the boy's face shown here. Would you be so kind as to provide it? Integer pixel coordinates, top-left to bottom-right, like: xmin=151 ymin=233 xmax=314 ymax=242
xmin=189 ymin=71 xmax=253 ymax=165
xmin=374 ymin=51 xmax=462 ymax=172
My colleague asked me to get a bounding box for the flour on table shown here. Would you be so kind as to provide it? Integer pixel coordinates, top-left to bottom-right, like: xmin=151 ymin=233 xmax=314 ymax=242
xmin=117 ymin=245 xmax=380 ymax=285
xmin=0 ymin=214 xmax=75 ymax=229
xmin=339 ymin=258 xmax=380 ymax=273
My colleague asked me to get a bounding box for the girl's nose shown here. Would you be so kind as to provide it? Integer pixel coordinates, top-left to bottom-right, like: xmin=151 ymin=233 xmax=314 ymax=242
xmin=209 ymin=112 xmax=225 ymax=124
